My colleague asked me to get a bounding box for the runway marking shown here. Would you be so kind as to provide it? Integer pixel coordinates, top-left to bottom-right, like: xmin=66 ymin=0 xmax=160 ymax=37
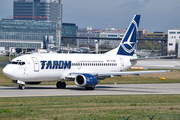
xmin=1 ymin=93 xmax=180 ymax=98
xmin=1 ymin=83 xmax=180 ymax=98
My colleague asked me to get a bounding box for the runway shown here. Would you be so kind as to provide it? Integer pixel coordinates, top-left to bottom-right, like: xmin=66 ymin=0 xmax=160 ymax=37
xmin=135 ymin=59 xmax=180 ymax=69
xmin=1 ymin=83 xmax=180 ymax=98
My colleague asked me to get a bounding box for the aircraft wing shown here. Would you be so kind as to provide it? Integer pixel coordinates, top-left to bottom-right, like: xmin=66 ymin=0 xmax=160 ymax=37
xmin=66 ymin=70 xmax=169 ymax=79
xmin=97 ymin=70 xmax=169 ymax=77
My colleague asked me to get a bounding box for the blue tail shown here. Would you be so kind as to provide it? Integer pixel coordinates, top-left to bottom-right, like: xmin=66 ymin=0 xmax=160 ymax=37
xmin=105 ymin=15 xmax=140 ymax=56
xmin=117 ymin=15 xmax=140 ymax=56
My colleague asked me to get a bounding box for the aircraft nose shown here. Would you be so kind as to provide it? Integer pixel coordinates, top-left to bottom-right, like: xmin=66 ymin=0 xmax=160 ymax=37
xmin=3 ymin=65 xmax=14 ymax=78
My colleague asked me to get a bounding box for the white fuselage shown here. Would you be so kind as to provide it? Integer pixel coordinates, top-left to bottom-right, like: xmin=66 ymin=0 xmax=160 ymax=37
xmin=4 ymin=53 xmax=135 ymax=82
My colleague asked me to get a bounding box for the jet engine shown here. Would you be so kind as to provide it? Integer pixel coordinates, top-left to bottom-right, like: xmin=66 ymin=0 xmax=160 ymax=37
xmin=75 ymin=74 xmax=98 ymax=88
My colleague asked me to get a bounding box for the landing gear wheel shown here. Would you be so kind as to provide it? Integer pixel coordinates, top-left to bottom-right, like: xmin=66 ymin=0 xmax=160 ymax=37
xmin=56 ymin=81 xmax=66 ymax=89
xmin=19 ymin=84 xmax=25 ymax=90
xmin=85 ymin=87 xmax=95 ymax=90
xmin=61 ymin=82 xmax=66 ymax=89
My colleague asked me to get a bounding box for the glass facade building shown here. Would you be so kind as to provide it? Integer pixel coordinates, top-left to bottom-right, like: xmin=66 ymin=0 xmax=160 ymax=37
xmin=14 ymin=0 xmax=33 ymax=20
xmin=13 ymin=0 xmax=63 ymax=22
xmin=0 ymin=0 xmax=79 ymax=51
xmin=0 ymin=19 xmax=57 ymax=50
xmin=62 ymin=23 xmax=78 ymax=36
xmin=0 ymin=19 xmax=78 ymax=50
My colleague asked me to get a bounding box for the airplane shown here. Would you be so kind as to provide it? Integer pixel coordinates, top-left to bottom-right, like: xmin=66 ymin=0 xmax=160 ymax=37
xmin=3 ymin=15 xmax=169 ymax=90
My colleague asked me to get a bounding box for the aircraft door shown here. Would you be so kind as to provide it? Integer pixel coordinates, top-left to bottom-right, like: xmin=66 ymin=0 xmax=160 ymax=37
xmin=31 ymin=57 xmax=39 ymax=72
xmin=120 ymin=58 xmax=124 ymax=71
xmin=77 ymin=61 xmax=81 ymax=69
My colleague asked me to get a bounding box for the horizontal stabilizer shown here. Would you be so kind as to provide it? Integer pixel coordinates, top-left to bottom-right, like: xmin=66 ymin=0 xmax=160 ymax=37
xmin=130 ymin=55 xmax=176 ymax=61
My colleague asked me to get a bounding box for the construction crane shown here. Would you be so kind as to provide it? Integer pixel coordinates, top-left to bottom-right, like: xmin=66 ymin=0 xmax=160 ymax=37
xmin=6 ymin=16 xmax=48 ymax=21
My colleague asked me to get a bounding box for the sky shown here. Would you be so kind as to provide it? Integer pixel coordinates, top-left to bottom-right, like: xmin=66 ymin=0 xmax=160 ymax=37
xmin=0 ymin=0 xmax=180 ymax=33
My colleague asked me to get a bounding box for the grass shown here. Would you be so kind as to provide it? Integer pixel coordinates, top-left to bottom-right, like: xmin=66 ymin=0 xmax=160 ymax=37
xmin=100 ymin=69 xmax=180 ymax=84
xmin=0 ymin=56 xmax=9 ymax=61
xmin=0 ymin=56 xmax=15 ymax=61
xmin=0 ymin=95 xmax=180 ymax=120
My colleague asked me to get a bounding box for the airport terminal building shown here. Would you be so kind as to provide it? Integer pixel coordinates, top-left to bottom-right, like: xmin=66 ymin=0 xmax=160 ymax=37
xmin=99 ymin=30 xmax=125 ymax=48
xmin=168 ymin=28 xmax=180 ymax=57
xmin=77 ymin=27 xmax=125 ymax=48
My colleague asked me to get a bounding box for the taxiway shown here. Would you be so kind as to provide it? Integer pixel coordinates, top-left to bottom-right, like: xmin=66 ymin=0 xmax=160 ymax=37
xmin=0 ymin=83 xmax=180 ymax=98
xmin=135 ymin=59 xmax=180 ymax=69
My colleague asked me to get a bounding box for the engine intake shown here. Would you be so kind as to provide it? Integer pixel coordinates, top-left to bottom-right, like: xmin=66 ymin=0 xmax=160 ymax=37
xmin=75 ymin=74 xmax=98 ymax=87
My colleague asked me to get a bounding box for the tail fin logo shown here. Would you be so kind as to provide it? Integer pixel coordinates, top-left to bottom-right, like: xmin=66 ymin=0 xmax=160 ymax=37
xmin=117 ymin=15 xmax=140 ymax=56
xmin=121 ymin=20 xmax=137 ymax=53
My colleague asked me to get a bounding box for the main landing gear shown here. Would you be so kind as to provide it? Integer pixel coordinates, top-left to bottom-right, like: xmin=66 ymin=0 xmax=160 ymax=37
xmin=85 ymin=86 xmax=95 ymax=90
xmin=56 ymin=81 xmax=66 ymax=89
xmin=19 ymin=84 xmax=25 ymax=90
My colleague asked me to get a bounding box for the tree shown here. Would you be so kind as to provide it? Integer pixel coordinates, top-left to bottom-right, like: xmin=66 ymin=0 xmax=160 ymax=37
xmin=146 ymin=42 xmax=153 ymax=50
xmin=79 ymin=44 xmax=86 ymax=47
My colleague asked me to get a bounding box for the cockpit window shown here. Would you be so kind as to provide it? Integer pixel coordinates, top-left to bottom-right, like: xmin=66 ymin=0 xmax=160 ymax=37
xmin=9 ymin=61 xmax=25 ymax=65
xmin=18 ymin=62 xmax=25 ymax=65
xmin=12 ymin=62 xmax=18 ymax=64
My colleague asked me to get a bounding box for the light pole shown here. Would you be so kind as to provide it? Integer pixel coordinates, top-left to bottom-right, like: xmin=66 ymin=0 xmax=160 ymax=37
xmin=158 ymin=40 xmax=162 ymax=56
xmin=56 ymin=17 xmax=62 ymax=51
xmin=95 ymin=40 xmax=98 ymax=54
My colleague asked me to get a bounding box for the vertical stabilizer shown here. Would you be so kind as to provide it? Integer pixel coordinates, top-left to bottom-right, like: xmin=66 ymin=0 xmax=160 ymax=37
xmin=105 ymin=15 xmax=140 ymax=56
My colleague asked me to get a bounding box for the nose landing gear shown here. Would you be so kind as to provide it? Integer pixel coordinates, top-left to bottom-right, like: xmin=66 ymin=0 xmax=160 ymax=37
xmin=12 ymin=80 xmax=25 ymax=90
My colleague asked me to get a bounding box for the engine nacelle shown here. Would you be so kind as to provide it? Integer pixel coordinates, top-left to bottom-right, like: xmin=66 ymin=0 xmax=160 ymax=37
xmin=75 ymin=74 xmax=98 ymax=87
